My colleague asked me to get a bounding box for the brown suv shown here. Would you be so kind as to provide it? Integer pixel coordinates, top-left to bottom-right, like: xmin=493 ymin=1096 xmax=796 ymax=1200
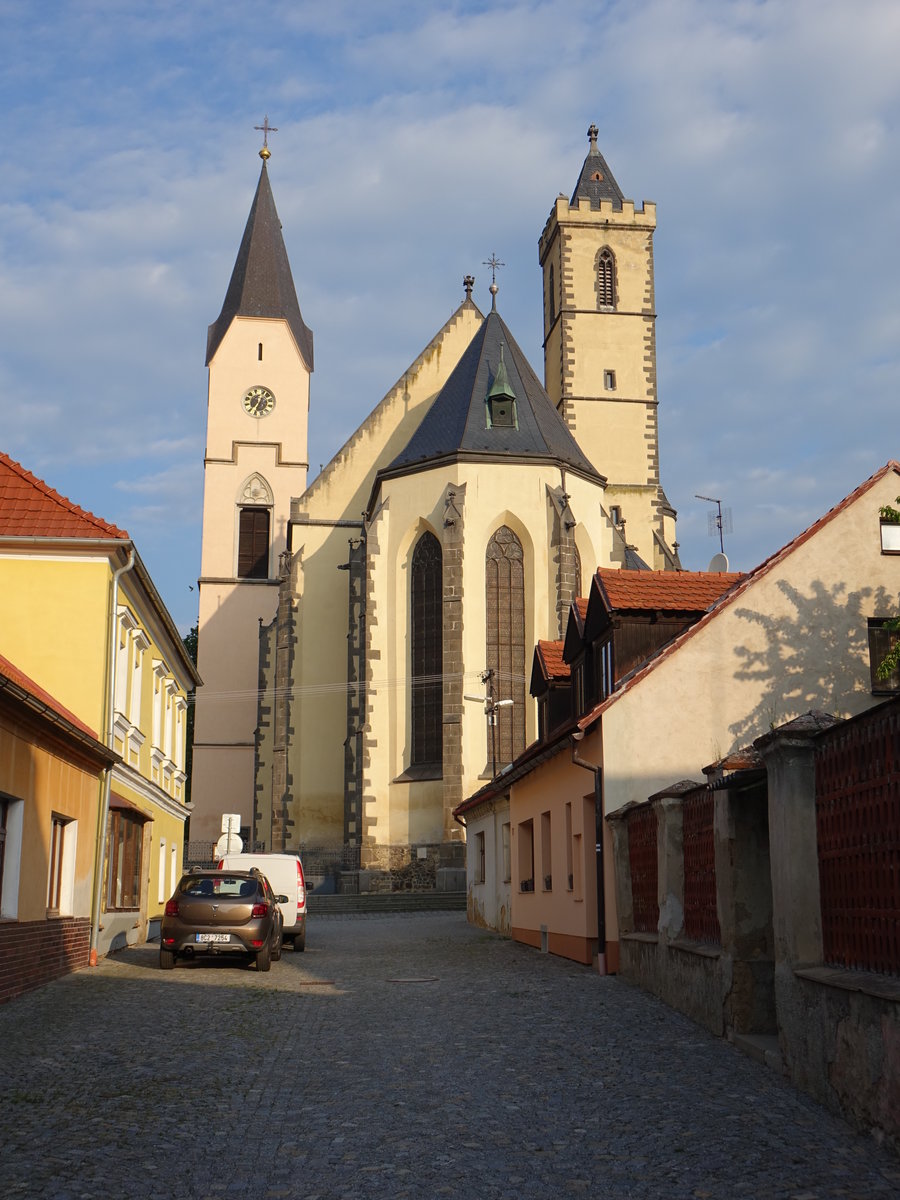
xmin=160 ymin=869 xmax=285 ymax=972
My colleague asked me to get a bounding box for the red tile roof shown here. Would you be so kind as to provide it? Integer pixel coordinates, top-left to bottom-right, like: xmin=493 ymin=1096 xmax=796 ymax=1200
xmin=0 ymin=451 xmax=128 ymax=540
xmin=574 ymin=597 xmax=588 ymax=620
xmin=0 ymin=650 xmax=100 ymax=740
xmin=594 ymin=567 xmax=744 ymax=612
xmin=536 ymin=640 xmax=570 ymax=680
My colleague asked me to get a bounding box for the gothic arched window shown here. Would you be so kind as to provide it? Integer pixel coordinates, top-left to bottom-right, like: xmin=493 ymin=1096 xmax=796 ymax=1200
xmin=597 ymin=248 xmax=616 ymax=309
xmin=411 ymin=532 xmax=443 ymax=768
xmin=485 ymin=526 xmax=526 ymax=768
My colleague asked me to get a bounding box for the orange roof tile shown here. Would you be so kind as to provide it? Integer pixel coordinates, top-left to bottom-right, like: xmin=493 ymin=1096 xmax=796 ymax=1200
xmin=574 ymin=597 xmax=588 ymax=620
xmin=0 ymin=650 xmax=100 ymax=740
xmin=594 ymin=567 xmax=744 ymax=612
xmin=537 ymin=640 xmax=570 ymax=679
xmin=0 ymin=451 xmax=128 ymax=540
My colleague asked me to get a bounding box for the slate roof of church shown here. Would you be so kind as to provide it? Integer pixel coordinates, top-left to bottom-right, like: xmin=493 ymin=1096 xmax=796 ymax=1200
xmin=0 ymin=451 xmax=128 ymax=539
xmin=378 ymin=307 xmax=603 ymax=483
xmin=571 ymin=126 xmax=625 ymax=211
xmin=206 ymin=161 xmax=314 ymax=370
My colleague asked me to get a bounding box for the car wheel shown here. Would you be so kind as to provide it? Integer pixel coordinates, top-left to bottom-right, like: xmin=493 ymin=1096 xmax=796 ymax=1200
xmin=159 ymin=948 xmax=175 ymax=970
xmin=272 ymin=931 xmax=283 ymax=962
xmin=256 ymin=940 xmax=271 ymax=972
xmin=293 ymin=931 xmax=306 ymax=952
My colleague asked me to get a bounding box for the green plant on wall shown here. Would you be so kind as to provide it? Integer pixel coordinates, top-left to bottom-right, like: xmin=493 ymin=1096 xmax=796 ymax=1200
xmin=877 ymin=497 xmax=900 ymax=680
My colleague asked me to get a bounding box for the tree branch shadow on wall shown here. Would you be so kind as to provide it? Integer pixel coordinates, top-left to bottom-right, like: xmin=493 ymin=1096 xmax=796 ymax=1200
xmin=727 ymin=579 xmax=898 ymax=746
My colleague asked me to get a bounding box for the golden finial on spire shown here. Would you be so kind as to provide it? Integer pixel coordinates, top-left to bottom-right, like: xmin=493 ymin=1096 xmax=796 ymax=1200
xmin=255 ymin=115 xmax=278 ymax=160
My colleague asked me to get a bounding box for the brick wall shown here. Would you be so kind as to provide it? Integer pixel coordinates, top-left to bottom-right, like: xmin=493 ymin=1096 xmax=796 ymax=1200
xmin=0 ymin=918 xmax=91 ymax=1005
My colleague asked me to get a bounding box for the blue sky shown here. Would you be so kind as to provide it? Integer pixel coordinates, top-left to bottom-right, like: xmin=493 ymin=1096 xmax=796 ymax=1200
xmin=2 ymin=0 xmax=899 ymax=633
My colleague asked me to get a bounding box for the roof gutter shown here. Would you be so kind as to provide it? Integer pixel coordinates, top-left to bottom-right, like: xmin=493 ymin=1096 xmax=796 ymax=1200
xmin=89 ymin=547 xmax=135 ymax=965
xmin=571 ymin=729 xmax=607 ymax=975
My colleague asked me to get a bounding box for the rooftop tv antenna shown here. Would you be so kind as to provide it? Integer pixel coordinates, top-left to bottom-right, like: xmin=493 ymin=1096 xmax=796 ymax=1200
xmin=695 ymin=494 xmax=733 ymax=556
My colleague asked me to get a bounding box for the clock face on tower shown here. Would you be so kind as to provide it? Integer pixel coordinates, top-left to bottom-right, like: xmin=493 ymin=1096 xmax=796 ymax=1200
xmin=242 ymin=385 xmax=276 ymax=418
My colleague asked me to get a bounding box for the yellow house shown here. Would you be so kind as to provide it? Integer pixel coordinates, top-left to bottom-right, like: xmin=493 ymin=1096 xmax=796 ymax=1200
xmin=0 ymin=451 xmax=202 ymax=957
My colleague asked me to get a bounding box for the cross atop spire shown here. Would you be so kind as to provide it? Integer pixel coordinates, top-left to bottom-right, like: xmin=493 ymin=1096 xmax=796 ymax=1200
xmin=482 ymin=253 xmax=505 ymax=311
xmin=255 ymin=115 xmax=279 ymax=161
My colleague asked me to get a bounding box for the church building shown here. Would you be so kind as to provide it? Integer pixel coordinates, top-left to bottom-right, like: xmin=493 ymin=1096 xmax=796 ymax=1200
xmin=190 ymin=127 xmax=679 ymax=883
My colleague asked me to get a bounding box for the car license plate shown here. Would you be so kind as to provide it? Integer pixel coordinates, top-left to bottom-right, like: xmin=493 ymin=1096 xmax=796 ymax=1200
xmin=196 ymin=933 xmax=231 ymax=943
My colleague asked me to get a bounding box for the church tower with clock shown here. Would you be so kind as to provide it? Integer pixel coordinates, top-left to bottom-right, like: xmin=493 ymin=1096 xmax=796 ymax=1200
xmin=191 ymin=135 xmax=314 ymax=841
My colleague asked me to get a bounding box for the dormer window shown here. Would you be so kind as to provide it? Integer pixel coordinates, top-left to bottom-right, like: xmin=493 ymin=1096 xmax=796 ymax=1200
xmin=485 ymin=345 xmax=518 ymax=429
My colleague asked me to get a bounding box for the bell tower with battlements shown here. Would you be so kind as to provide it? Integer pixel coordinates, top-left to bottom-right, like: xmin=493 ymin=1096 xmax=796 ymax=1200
xmin=539 ymin=125 xmax=677 ymax=570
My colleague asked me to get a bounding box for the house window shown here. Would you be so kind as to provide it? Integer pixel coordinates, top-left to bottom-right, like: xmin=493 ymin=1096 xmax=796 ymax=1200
xmin=237 ymin=507 xmax=270 ymax=579
xmin=519 ymin=819 xmax=534 ymax=892
xmin=411 ymin=532 xmax=443 ymax=768
xmin=48 ymin=816 xmax=75 ymax=915
xmin=868 ymin=618 xmax=900 ymax=693
xmin=541 ymin=811 xmax=552 ymax=891
xmin=565 ymin=802 xmax=574 ymax=891
xmin=597 ymin=248 xmax=616 ymax=308
xmin=485 ymin=526 xmax=526 ymax=767
xmin=595 ymin=638 xmax=614 ymax=700
xmin=0 ymin=796 xmax=23 ymax=919
xmin=475 ymin=831 xmax=486 ymax=884
xmin=603 ymin=369 xmax=616 ymax=391
xmin=502 ymin=822 xmax=511 ymax=883
xmin=106 ymin=810 xmax=144 ymax=911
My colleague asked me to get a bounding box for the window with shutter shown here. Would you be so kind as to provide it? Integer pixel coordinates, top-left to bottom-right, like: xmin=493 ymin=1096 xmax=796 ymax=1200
xmin=238 ymin=507 xmax=270 ymax=579
xmin=597 ymin=248 xmax=616 ymax=309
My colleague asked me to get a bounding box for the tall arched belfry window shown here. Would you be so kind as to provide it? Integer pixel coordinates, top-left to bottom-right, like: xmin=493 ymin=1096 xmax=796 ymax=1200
xmin=237 ymin=508 xmax=270 ymax=579
xmin=411 ymin=531 xmax=442 ymax=768
xmin=597 ymin=248 xmax=616 ymax=309
xmin=485 ymin=526 xmax=526 ymax=767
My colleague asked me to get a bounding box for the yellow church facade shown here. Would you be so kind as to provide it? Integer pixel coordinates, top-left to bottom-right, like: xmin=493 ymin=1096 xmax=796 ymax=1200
xmin=191 ymin=129 xmax=679 ymax=884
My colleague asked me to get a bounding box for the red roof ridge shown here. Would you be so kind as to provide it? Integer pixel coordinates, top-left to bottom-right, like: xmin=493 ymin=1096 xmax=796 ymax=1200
xmin=0 ymin=451 xmax=129 ymax=540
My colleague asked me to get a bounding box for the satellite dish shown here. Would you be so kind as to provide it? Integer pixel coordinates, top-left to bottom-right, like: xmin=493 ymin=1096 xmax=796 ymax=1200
xmin=214 ymin=831 xmax=243 ymax=857
xmin=708 ymin=552 xmax=730 ymax=573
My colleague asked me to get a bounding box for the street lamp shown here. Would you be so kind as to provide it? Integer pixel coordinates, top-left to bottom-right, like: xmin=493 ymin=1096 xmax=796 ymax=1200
xmin=464 ymin=674 xmax=514 ymax=779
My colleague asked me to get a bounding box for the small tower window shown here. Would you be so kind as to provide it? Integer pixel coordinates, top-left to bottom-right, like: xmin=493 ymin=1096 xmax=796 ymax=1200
xmin=597 ymin=248 xmax=616 ymax=309
xmin=604 ymin=369 xmax=617 ymax=391
xmin=258 ymin=342 xmax=263 ymax=361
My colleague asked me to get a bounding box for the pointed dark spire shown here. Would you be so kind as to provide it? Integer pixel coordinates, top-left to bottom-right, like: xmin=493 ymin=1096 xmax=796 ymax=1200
xmin=571 ymin=123 xmax=625 ymax=211
xmin=206 ymin=160 xmax=314 ymax=369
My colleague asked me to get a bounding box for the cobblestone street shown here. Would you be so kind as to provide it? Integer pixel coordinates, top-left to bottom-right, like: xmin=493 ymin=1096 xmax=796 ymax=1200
xmin=1 ymin=912 xmax=898 ymax=1200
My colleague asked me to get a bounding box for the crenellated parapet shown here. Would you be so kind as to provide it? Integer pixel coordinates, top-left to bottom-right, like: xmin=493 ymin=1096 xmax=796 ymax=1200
xmin=539 ymin=196 xmax=656 ymax=262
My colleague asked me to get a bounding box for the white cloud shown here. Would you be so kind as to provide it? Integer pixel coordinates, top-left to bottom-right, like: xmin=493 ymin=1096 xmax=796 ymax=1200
xmin=0 ymin=0 xmax=898 ymax=622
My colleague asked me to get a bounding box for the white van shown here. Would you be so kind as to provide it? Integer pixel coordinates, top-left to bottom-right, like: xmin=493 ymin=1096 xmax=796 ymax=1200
xmin=217 ymin=852 xmax=307 ymax=950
